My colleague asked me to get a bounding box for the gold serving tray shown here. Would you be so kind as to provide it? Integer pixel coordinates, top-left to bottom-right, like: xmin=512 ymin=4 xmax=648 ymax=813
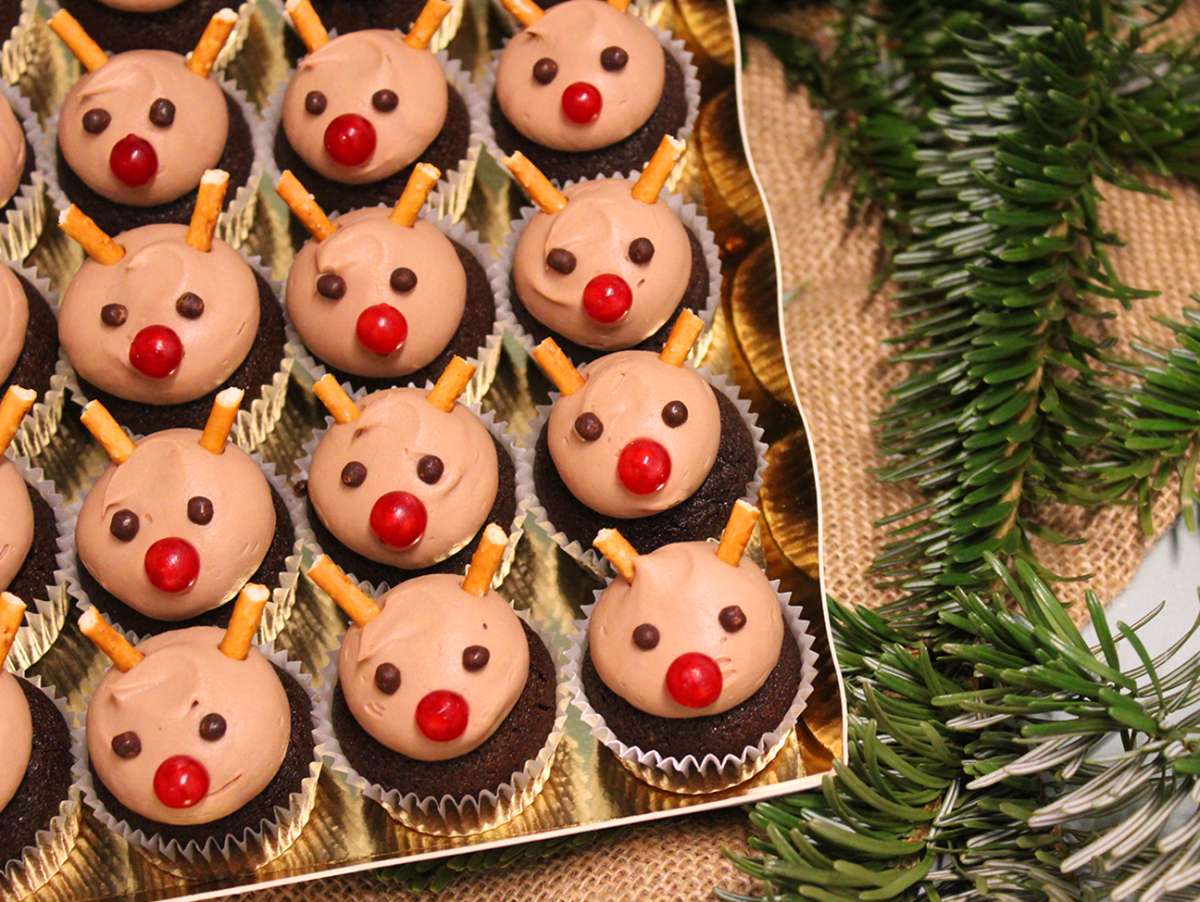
xmin=16 ymin=1 xmax=845 ymax=897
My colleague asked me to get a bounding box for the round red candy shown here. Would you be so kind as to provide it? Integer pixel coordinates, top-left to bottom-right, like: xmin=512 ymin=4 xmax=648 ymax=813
xmin=323 ymin=113 xmax=377 ymax=167
xmin=143 ymin=537 xmax=200 ymax=593
xmin=665 ymin=652 xmax=723 ymax=708
xmin=355 ymin=304 xmax=408 ymax=356
xmin=153 ymin=755 xmax=209 ymax=808
xmin=415 ymin=690 xmax=469 ymax=742
xmin=582 ymin=274 xmax=633 ymax=324
xmin=129 ymin=325 xmax=184 ymax=379
xmin=561 ymin=81 xmax=603 ymax=124
xmin=109 ymin=134 xmax=158 ymax=187
xmin=617 ymin=438 xmax=671 ymax=495
xmin=369 ymin=491 xmax=427 ymax=549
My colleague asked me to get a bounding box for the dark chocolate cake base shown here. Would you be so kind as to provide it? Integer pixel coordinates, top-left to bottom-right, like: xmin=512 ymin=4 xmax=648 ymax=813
xmin=74 ymin=270 xmax=286 ymax=437
xmin=312 ymin=239 xmax=496 ymax=393
xmin=56 ymin=90 xmax=254 ymax=237
xmin=283 ymin=0 xmax=428 ymax=63
xmin=57 ymin=0 xmax=240 ymax=57
xmin=331 ymin=620 xmax=557 ymax=802
xmin=0 ymin=2 xmax=19 ymax=42
xmin=0 ymin=677 xmax=74 ymax=869
xmin=273 ymin=85 xmax=472 ymax=220
xmin=6 ymin=482 xmax=60 ymax=606
xmin=581 ymin=629 xmax=803 ymax=761
xmin=490 ymin=52 xmax=688 ymax=185
xmin=533 ymin=387 xmax=757 ymax=554
xmin=1 ymin=272 xmax=59 ymax=404
xmin=75 ymin=484 xmax=296 ymax=637
xmin=89 ymin=665 xmax=315 ymax=849
xmin=510 ymin=226 xmax=709 ymax=365
xmin=304 ymin=434 xmax=517 ymax=590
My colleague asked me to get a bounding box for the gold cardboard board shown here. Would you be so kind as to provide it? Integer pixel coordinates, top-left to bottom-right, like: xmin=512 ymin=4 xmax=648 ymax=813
xmin=16 ymin=0 xmax=845 ymax=897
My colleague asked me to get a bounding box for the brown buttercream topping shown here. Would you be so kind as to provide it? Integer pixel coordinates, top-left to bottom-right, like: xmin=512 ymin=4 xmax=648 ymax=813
xmin=0 ymin=671 xmax=32 ymax=814
xmin=0 ymin=460 xmax=33 ymax=593
xmin=0 ymin=265 xmax=29 ymax=389
xmin=0 ymin=94 xmax=26 ymax=210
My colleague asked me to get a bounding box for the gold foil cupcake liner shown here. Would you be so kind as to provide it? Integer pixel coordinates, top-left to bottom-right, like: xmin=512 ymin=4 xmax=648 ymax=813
xmin=567 ymin=579 xmax=818 ymax=794
xmin=268 ymin=0 xmax=465 ymax=54
xmin=76 ymin=644 xmax=323 ymax=880
xmin=285 ymin=204 xmax=515 ymax=407
xmin=1 ymin=0 xmax=37 ymax=86
xmin=315 ymin=608 xmax=570 ymax=836
xmin=0 ymin=80 xmax=46 ymax=263
xmin=0 ymin=674 xmax=84 ymax=900
xmin=3 ymin=260 xmax=67 ymax=460
xmin=519 ymin=367 xmax=768 ymax=580
xmin=499 ymin=169 xmax=721 ymax=366
xmin=58 ymin=449 xmax=312 ymax=645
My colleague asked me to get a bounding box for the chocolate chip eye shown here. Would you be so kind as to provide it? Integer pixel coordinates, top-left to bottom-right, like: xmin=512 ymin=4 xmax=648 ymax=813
xmin=148 ymin=97 xmax=175 ymax=127
xmin=82 ymin=108 xmax=111 ymax=134
xmin=199 ymin=712 xmax=226 ymax=741
xmin=111 ymin=731 xmax=141 ymax=759
xmin=417 ymin=454 xmax=444 ymax=484
xmin=662 ymin=400 xmax=688 ymax=427
xmin=176 ymin=292 xmax=204 ymax=319
xmin=316 ymin=272 xmax=346 ymax=300
xmin=628 ymin=237 xmax=654 ymax=264
xmin=462 ymin=645 xmax=489 ymax=671
xmin=574 ymin=412 xmax=602 ymax=441
xmin=100 ymin=303 xmax=127 ymax=327
xmin=374 ymin=662 xmax=401 ymax=694
xmin=719 ymin=605 xmax=747 ymax=633
xmin=632 ymin=623 xmax=659 ymax=650
xmin=601 ymin=46 xmax=629 ymax=71
xmin=110 ymin=509 xmax=139 ymax=541
xmin=372 ymin=89 xmax=399 ymax=112
xmin=341 ymin=461 xmax=367 ymax=487
xmin=546 ymin=248 xmax=576 ymax=274
xmin=533 ymin=57 xmax=558 ymax=84
xmin=187 ymin=496 xmax=214 ymax=525
xmin=390 ymin=267 xmax=417 ymax=293
xmin=304 ymin=90 xmax=327 ymax=115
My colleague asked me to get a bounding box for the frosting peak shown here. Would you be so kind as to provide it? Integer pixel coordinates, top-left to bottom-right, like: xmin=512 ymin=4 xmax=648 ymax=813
xmin=0 ymin=265 xmax=29 ymax=389
xmin=0 ymin=459 xmax=33 ymax=593
xmin=0 ymin=672 xmax=32 ymax=813
xmin=0 ymin=94 xmax=26 ymax=209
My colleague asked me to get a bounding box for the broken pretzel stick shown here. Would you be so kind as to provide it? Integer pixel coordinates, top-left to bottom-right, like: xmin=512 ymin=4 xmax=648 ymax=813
xmin=426 ymin=356 xmax=476 ymax=412
xmin=405 ymin=0 xmax=452 ymax=50
xmin=313 ymin=374 xmax=361 ymax=424
xmin=277 ymin=170 xmax=337 ymax=242
xmin=499 ymin=0 xmax=544 ymax=27
xmin=505 ymin=152 xmax=567 ymax=214
xmin=186 ymin=169 xmax=229 ymax=252
xmin=0 ymin=593 xmax=25 ymax=671
xmin=48 ymin=10 xmax=107 ymax=72
xmin=187 ymin=8 xmax=238 ymax=78
xmin=199 ymin=387 xmax=244 ymax=454
xmin=716 ymin=500 xmax=760 ymax=566
xmin=593 ymin=529 xmax=638 ymax=582
xmin=0 ymin=385 xmax=35 ymax=456
xmin=58 ymin=206 xmax=125 ymax=265
xmin=80 ymin=607 xmax=144 ymax=672
xmin=308 ymin=555 xmax=381 ymax=628
xmin=390 ymin=163 xmax=441 ymax=227
xmin=531 ymin=338 xmax=586 ymax=396
xmin=659 ymin=309 xmax=705 ymax=367
xmin=608 ymin=0 xmax=632 ymax=10
xmin=462 ymin=524 xmax=508 ymax=596
xmin=285 ymin=0 xmax=329 ymax=52
xmin=81 ymin=400 xmax=136 ymax=465
xmin=632 ymin=136 xmax=686 ymax=205
xmin=218 ymin=584 xmax=270 ymax=660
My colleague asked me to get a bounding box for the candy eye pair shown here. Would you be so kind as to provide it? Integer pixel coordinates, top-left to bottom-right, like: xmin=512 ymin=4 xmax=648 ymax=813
xmin=372 ymin=645 xmax=490 ymax=694
xmin=110 ymin=713 xmax=226 ymax=759
xmin=631 ymin=607 xmax=746 ymax=650
xmin=81 ymin=97 xmax=175 ymax=135
xmin=304 ymin=89 xmax=399 ymax=115
xmin=531 ymin=46 xmax=628 ymax=84
xmin=109 ymin=497 xmax=213 ymax=541
xmin=99 ymin=292 xmax=204 ymax=329
xmin=573 ymin=401 xmax=687 ymax=441
xmin=545 ymin=239 xmax=655 ymax=274
xmin=316 ymin=267 xmax=417 ymax=300
xmin=340 ymin=455 xmax=444 ymax=488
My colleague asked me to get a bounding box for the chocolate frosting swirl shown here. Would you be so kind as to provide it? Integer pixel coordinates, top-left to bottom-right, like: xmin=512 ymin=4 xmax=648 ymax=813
xmin=0 ymin=672 xmax=32 ymax=814
xmin=0 ymin=265 xmax=29 ymax=389
xmin=0 ymin=460 xmax=33 ymax=593
xmin=0 ymin=93 xmax=26 ymax=209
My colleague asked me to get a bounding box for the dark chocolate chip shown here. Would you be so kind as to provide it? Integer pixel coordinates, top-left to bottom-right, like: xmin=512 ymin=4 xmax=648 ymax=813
xmin=111 ymin=731 xmax=141 ymax=758
xmin=187 ymin=496 xmax=213 ymax=525
xmin=175 ymin=292 xmax=204 ymax=319
xmin=110 ymin=509 xmax=139 ymax=541
xmin=304 ymin=90 xmax=327 ymax=115
xmin=462 ymin=645 xmax=490 ymax=671
xmin=662 ymin=400 xmax=688 ymax=427
xmin=574 ymin=412 xmax=603 ymax=441
xmin=719 ymin=605 xmax=747 ymax=633
xmin=148 ymin=97 xmax=176 ymax=127
xmin=374 ymin=662 xmax=401 ymax=694
xmin=628 ymin=237 xmax=655 ymax=264
xmin=546 ymin=248 xmax=576 ymax=274
xmin=417 ymin=454 xmax=444 ymax=484
xmin=533 ymin=57 xmax=558 ymax=85
xmin=316 ymin=273 xmax=346 ymax=300
xmin=82 ymin=108 xmax=111 ymax=134
xmin=601 ymin=46 xmax=629 ymax=71
xmin=199 ymin=712 xmax=227 ymax=741
xmin=390 ymin=267 xmax=417 ymax=293
xmin=632 ymin=623 xmax=659 ymax=650
xmin=100 ymin=303 xmax=127 ymax=327
xmin=372 ymin=89 xmax=399 ymax=112
xmin=341 ymin=461 xmax=367 ymax=487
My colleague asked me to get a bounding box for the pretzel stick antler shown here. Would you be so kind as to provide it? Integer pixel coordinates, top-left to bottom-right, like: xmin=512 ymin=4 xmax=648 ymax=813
xmin=218 ymin=584 xmax=270 ymax=660
xmin=79 ymin=608 xmax=143 ymax=672
xmin=505 ymin=153 xmax=567 ymax=214
xmin=186 ymin=170 xmax=229 ymax=252
xmin=499 ymin=0 xmax=544 ymax=27
xmin=80 ymin=400 xmax=136 ymax=464
xmin=285 ymin=0 xmax=329 ymax=52
xmin=58 ymin=206 xmax=125 ymax=265
xmin=659 ymin=309 xmax=705 ymax=367
xmin=187 ymin=8 xmax=238 ymax=78
xmin=277 ymin=171 xmax=337 ymax=242
xmin=608 ymin=0 xmax=632 ymax=12
xmin=48 ymin=10 xmax=107 ymax=72
xmin=531 ymin=338 xmax=586 ymax=396
xmin=308 ymin=556 xmax=381 ymax=628
xmin=632 ymin=136 xmax=686 ymax=205
xmin=716 ymin=500 xmax=760 ymax=566
xmin=390 ymin=163 xmax=441 ymax=227
xmin=426 ymin=357 xmax=476 ymax=412
xmin=199 ymin=387 xmax=244 ymax=454
xmin=0 ymin=386 xmax=35 ymax=456
xmin=313 ymin=374 xmax=361 ymax=424
xmin=593 ymin=529 xmax=638 ymax=582
xmin=462 ymin=525 xmax=508 ymax=596
xmin=405 ymin=0 xmax=452 ymax=50
xmin=0 ymin=593 xmax=25 ymax=671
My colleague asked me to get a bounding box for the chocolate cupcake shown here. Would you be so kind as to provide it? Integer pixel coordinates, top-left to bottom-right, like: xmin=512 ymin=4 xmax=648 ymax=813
xmin=278 ymin=165 xmax=510 ymax=400
xmin=309 ymin=530 xmax=566 ymax=835
xmin=1 ymin=263 xmax=67 ymax=459
xmin=484 ymin=0 xmax=698 ymax=185
xmin=273 ymin=0 xmax=463 ymax=58
xmin=268 ymin=0 xmax=483 ymax=224
xmin=46 ymin=9 xmax=261 ymax=244
xmin=0 ymin=83 xmax=46 ymax=262
xmin=49 ymin=0 xmax=251 ymax=62
xmin=79 ymin=599 xmax=322 ymax=877
xmin=502 ymin=139 xmax=719 ymax=363
xmin=64 ymin=393 xmax=308 ymax=641
xmin=570 ymin=506 xmax=817 ymax=793
xmin=524 ymin=320 xmax=765 ymax=577
xmin=0 ymin=0 xmax=37 ymax=85
xmin=55 ymin=183 xmax=293 ymax=447
xmin=298 ymin=362 xmax=527 ymax=593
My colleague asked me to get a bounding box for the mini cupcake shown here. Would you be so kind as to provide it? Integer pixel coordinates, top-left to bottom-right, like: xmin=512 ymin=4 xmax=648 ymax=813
xmin=1 ymin=264 xmax=66 ymax=459
xmin=0 ymin=0 xmax=36 ymax=85
xmin=55 ymin=177 xmax=292 ymax=445
xmin=270 ymin=0 xmax=482 ymax=222
xmin=525 ymin=316 xmax=763 ymax=573
xmin=78 ymin=595 xmax=321 ymax=876
xmin=299 ymin=361 xmax=524 ymax=592
xmin=47 ymin=9 xmax=260 ymax=242
xmin=66 ymin=394 xmax=305 ymax=641
xmin=309 ymin=530 xmax=565 ymax=835
xmin=485 ymin=0 xmax=697 ymax=185
xmin=274 ymin=0 xmax=463 ymax=58
xmin=571 ymin=504 xmax=816 ymax=793
xmin=278 ymin=165 xmax=507 ymax=399
xmin=502 ymin=139 xmax=718 ymax=363
xmin=0 ymin=83 xmax=45 ymax=262
xmin=0 ymin=594 xmax=82 ymax=899
xmin=49 ymin=0 xmax=251 ymax=62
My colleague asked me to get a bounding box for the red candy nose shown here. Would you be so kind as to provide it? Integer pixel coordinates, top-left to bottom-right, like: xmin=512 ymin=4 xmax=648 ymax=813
xmin=144 ymin=537 xmax=200 ymax=593
xmin=153 ymin=755 xmax=209 ymax=808
xmin=109 ymin=134 xmax=158 ymax=187
xmin=129 ymin=324 xmax=184 ymax=378
xmin=355 ymin=304 xmax=408 ymax=356
xmin=415 ymin=690 xmax=469 ymax=742
xmin=666 ymin=652 xmax=723 ymax=708
xmin=582 ymin=274 xmax=633 ymax=324
xmin=369 ymin=491 xmax=427 ymax=549
xmin=323 ymin=113 xmax=377 ymax=167
xmin=617 ymin=438 xmax=671 ymax=495
xmin=561 ymin=81 xmax=603 ymax=124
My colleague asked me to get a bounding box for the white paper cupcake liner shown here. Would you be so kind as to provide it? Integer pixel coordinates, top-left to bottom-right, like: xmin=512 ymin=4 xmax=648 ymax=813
xmin=0 ymin=81 xmax=46 ymax=263
xmin=42 ymin=69 xmax=264 ymax=250
xmin=269 ymin=0 xmax=465 ymax=55
xmin=568 ymin=576 xmax=818 ymax=794
xmin=0 ymin=674 xmax=84 ymax=900
xmin=264 ymin=50 xmax=485 ymax=226
xmin=285 ymin=204 xmax=515 ymax=407
xmin=77 ymin=642 xmax=323 ymax=879
xmin=478 ymin=20 xmax=699 ymax=190
xmin=1 ymin=0 xmax=37 ymax=86
xmin=315 ymin=607 xmax=569 ymax=836
xmin=519 ymin=367 xmax=767 ymax=579
xmin=3 ymin=260 xmax=68 ymax=460
xmin=2 ymin=455 xmax=70 ymax=672
xmin=296 ymin=384 xmax=533 ymax=598
xmin=490 ymin=0 xmax=660 ymax=34
xmin=59 ymin=451 xmax=311 ymax=646
xmin=499 ymin=169 xmax=721 ymax=364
